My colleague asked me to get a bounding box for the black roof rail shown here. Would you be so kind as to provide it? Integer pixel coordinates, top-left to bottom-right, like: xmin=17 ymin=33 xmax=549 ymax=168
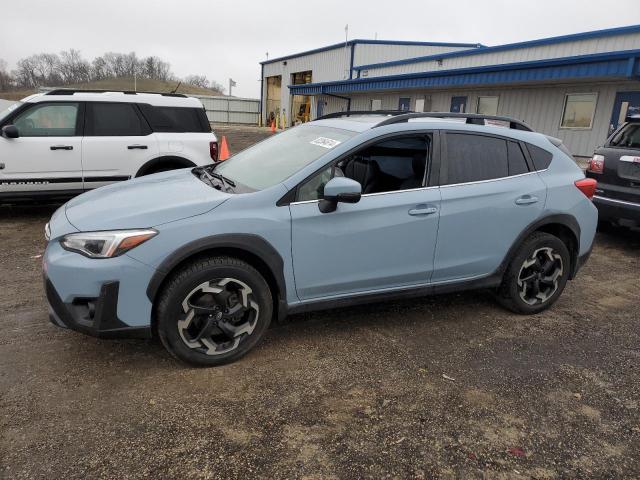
xmin=374 ymin=112 xmax=533 ymax=131
xmin=44 ymin=89 xmax=188 ymax=98
xmin=316 ymin=110 xmax=410 ymax=120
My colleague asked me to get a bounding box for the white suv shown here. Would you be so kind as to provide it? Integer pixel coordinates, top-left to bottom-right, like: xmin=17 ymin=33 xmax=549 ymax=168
xmin=0 ymin=89 xmax=218 ymax=202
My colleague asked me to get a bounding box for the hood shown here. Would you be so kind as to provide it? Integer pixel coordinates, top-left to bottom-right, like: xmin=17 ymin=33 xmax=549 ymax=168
xmin=65 ymin=169 xmax=229 ymax=231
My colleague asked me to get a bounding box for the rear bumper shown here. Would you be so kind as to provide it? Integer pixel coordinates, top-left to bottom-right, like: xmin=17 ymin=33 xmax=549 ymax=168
xmin=45 ymin=275 xmax=151 ymax=339
xmin=593 ymin=195 xmax=640 ymax=225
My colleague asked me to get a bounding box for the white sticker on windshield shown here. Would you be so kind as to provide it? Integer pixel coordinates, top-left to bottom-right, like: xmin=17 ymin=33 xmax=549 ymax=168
xmin=310 ymin=137 xmax=341 ymax=149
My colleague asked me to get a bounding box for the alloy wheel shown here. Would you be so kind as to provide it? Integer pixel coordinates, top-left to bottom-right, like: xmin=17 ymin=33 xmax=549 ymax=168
xmin=178 ymin=278 xmax=260 ymax=355
xmin=517 ymin=247 xmax=564 ymax=306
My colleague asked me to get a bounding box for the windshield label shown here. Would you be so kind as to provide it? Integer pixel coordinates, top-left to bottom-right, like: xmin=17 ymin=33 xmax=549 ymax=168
xmin=310 ymin=137 xmax=341 ymax=149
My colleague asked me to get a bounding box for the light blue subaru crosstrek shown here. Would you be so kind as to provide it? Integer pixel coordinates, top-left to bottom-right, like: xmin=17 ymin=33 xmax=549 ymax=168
xmin=43 ymin=112 xmax=598 ymax=366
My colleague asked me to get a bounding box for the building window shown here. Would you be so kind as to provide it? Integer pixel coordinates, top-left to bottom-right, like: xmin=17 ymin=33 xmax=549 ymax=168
xmin=398 ymin=98 xmax=411 ymax=111
xmin=560 ymin=93 xmax=597 ymax=129
xmin=477 ymin=96 xmax=499 ymax=116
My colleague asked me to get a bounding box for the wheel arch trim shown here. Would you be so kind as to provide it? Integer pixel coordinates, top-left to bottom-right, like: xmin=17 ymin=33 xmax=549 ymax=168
xmin=136 ymin=156 xmax=197 ymax=177
xmin=146 ymin=233 xmax=287 ymax=320
xmin=499 ymin=213 xmax=581 ymax=280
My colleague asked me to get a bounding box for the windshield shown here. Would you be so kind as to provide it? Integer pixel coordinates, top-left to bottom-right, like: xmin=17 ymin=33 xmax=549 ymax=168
xmin=609 ymin=122 xmax=640 ymax=149
xmin=215 ymin=125 xmax=357 ymax=190
xmin=0 ymin=102 xmax=22 ymax=123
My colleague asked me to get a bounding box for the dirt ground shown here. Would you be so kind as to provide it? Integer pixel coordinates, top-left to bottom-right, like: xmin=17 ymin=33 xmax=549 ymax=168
xmin=1 ymin=126 xmax=639 ymax=479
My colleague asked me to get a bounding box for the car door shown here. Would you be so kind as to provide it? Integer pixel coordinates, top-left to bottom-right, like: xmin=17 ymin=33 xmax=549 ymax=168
xmin=289 ymin=133 xmax=441 ymax=301
xmin=432 ymin=131 xmax=546 ymax=283
xmin=82 ymin=102 xmax=159 ymax=190
xmin=0 ymin=101 xmax=83 ymax=195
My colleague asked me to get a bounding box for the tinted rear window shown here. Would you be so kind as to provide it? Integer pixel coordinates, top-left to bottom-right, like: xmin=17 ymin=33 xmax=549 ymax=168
xmin=526 ymin=144 xmax=553 ymax=170
xmin=141 ymin=105 xmax=209 ymax=133
xmin=445 ymin=133 xmax=508 ymax=185
xmin=86 ymin=103 xmax=146 ymax=136
xmin=507 ymin=141 xmax=529 ymax=176
xmin=609 ymin=123 xmax=640 ymax=149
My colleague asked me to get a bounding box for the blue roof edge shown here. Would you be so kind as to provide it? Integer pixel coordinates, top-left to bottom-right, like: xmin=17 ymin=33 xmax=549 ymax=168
xmin=353 ymin=24 xmax=640 ymax=71
xmin=287 ymin=48 xmax=640 ymax=92
xmin=260 ymin=39 xmax=482 ymax=65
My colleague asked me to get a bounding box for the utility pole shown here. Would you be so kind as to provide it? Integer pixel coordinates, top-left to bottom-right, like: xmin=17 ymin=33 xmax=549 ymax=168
xmin=344 ymin=24 xmax=349 ymax=79
xmin=134 ymin=71 xmax=137 ymax=92
xmin=229 ymin=78 xmax=237 ymax=97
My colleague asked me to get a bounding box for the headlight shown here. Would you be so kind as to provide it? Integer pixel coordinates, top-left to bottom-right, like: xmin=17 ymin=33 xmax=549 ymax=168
xmin=60 ymin=229 xmax=158 ymax=258
xmin=44 ymin=222 xmax=51 ymax=241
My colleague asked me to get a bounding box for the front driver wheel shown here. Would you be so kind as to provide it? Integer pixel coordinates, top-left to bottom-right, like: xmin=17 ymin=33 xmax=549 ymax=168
xmin=156 ymin=256 xmax=272 ymax=366
xmin=497 ymin=232 xmax=570 ymax=314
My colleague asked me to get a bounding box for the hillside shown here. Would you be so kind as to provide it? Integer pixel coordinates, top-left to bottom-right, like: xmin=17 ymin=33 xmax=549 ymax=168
xmin=0 ymin=77 xmax=222 ymax=101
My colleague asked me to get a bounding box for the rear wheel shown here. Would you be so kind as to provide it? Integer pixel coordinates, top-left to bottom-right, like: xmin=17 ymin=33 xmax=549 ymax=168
xmin=497 ymin=232 xmax=570 ymax=314
xmin=156 ymin=256 xmax=272 ymax=366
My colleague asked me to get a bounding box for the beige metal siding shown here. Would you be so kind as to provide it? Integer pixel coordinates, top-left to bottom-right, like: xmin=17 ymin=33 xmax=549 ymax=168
xmin=363 ymin=32 xmax=640 ymax=77
xmin=323 ymin=81 xmax=640 ymax=157
xmin=194 ymin=95 xmax=260 ymax=125
xmin=353 ymin=44 xmax=476 ymax=69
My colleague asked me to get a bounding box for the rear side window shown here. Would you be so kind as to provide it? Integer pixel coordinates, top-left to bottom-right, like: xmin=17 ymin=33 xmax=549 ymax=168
xmin=526 ymin=144 xmax=553 ymax=170
xmin=444 ymin=133 xmax=508 ymax=185
xmin=140 ymin=105 xmax=210 ymax=133
xmin=507 ymin=141 xmax=529 ymax=176
xmin=86 ymin=103 xmax=147 ymax=136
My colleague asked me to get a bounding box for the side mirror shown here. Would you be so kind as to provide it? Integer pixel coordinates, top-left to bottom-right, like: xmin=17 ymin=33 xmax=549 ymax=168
xmin=319 ymin=177 xmax=362 ymax=213
xmin=1 ymin=125 xmax=19 ymax=139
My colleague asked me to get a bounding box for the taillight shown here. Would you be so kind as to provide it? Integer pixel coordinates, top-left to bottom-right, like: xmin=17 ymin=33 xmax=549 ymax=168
xmin=587 ymin=154 xmax=604 ymax=174
xmin=209 ymin=141 xmax=219 ymax=162
xmin=575 ymin=178 xmax=597 ymax=200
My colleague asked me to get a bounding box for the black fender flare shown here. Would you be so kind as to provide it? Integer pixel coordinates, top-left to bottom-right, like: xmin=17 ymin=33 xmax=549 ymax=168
xmin=136 ymin=156 xmax=196 ymax=177
xmin=498 ymin=213 xmax=581 ymax=279
xmin=146 ymin=233 xmax=288 ymax=320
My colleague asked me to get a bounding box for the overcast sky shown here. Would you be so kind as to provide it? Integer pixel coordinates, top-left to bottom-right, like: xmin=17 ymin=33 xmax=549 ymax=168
xmin=2 ymin=0 xmax=640 ymax=98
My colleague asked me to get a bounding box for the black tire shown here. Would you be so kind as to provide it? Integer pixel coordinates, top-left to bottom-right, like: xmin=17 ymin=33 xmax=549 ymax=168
xmin=156 ymin=256 xmax=272 ymax=366
xmin=496 ymin=232 xmax=570 ymax=314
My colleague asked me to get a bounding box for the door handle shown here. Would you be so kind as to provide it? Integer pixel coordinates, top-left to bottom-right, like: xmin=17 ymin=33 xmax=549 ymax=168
xmin=515 ymin=195 xmax=539 ymax=205
xmin=127 ymin=145 xmax=148 ymax=150
xmin=408 ymin=205 xmax=438 ymax=216
xmin=50 ymin=145 xmax=73 ymax=151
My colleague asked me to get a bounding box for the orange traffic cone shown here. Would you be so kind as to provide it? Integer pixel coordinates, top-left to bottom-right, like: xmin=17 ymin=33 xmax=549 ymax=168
xmin=270 ymin=120 xmax=276 ymax=133
xmin=219 ymin=136 xmax=230 ymax=161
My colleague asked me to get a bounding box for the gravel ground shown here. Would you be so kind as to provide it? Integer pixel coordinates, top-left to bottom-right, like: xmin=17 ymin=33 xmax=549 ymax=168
xmin=1 ymin=126 xmax=639 ymax=479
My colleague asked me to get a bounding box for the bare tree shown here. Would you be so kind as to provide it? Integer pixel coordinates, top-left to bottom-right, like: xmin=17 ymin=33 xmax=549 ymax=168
xmin=0 ymin=58 xmax=13 ymax=91
xmin=184 ymin=74 xmax=210 ymax=89
xmin=57 ymin=49 xmax=91 ymax=84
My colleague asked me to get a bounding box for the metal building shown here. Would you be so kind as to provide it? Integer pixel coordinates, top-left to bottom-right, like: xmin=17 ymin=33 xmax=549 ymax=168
xmin=260 ymin=25 xmax=640 ymax=157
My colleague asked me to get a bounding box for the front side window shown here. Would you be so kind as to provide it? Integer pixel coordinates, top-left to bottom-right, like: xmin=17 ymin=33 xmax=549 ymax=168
xmin=86 ymin=103 xmax=146 ymax=136
xmin=215 ymin=125 xmax=356 ymax=191
xmin=444 ymin=133 xmax=508 ymax=185
xmin=560 ymin=93 xmax=597 ymax=129
xmin=477 ymin=96 xmax=499 ymax=116
xmin=297 ymin=135 xmax=431 ymax=201
xmin=13 ymin=103 xmax=78 ymax=137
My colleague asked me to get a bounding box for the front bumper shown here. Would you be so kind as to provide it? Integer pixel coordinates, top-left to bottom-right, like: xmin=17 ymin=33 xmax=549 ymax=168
xmin=43 ymin=239 xmax=157 ymax=339
xmin=593 ymin=195 xmax=640 ymax=225
xmin=45 ymin=276 xmax=151 ymax=339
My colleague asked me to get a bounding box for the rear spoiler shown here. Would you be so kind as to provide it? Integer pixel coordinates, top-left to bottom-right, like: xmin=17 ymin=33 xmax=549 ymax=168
xmin=545 ymin=135 xmax=576 ymax=160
